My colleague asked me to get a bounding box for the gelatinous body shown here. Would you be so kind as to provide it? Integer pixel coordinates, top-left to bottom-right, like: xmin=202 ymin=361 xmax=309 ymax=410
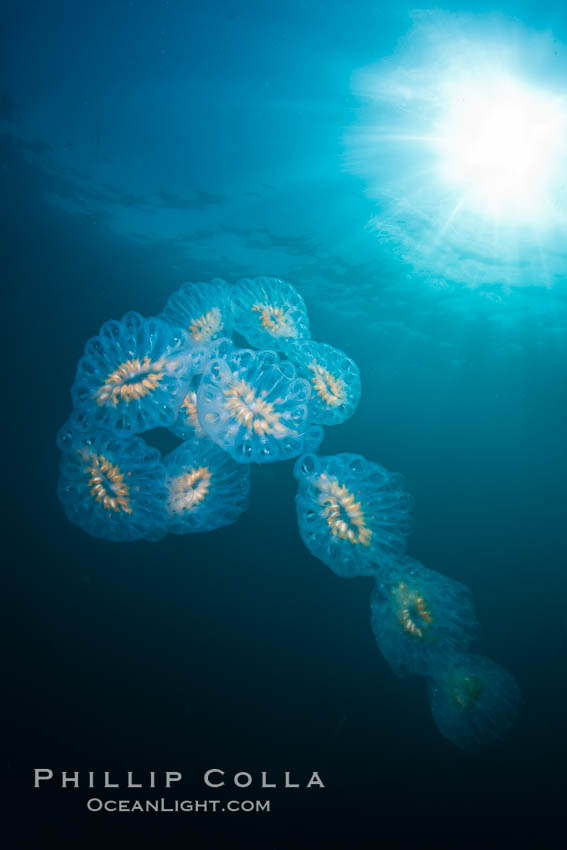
xmin=170 ymin=389 xmax=206 ymax=439
xmin=169 ymin=338 xmax=234 ymax=441
xmin=57 ymin=413 xmax=167 ymax=542
xmin=294 ymin=452 xmax=413 ymax=577
xmin=230 ymin=277 xmax=310 ymax=350
xmin=198 ymin=347 xmax=311 ymax=463
xmin=428 ymin=654 xmax=521 ymax=749
xmin=56 ymin=277 xmax=522 ymax=751
xmin=303 ymin=423 xmax=325 ymax=454
xmin=370 ymin=559 xmax=478 ymax=678
xmin=72 ymin=312 xmax=194 ymax=434
xmin=161 ymin=280 xmax=232 ymax=344
xmin=163 ymin=436 xmax=250 ymax=533
xmin=282 ymin=340 xmax=361 ymax=425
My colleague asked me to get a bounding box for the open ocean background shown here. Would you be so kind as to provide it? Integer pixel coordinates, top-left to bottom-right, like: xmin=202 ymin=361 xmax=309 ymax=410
xmin=3 ymin=1 xmax=566 ymax=847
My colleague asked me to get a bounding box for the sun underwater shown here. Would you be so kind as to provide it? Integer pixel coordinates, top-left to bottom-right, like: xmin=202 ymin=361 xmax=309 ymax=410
xmin=347 ymin=10 xmax=567 ymax=291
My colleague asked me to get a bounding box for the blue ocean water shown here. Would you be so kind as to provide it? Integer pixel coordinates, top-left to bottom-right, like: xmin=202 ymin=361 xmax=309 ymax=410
xmin=3 ymin=1 xmax=566 ymax=847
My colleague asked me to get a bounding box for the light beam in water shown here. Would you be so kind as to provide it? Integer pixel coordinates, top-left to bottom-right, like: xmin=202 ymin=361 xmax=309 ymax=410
xmin=435 ymin=75 xmax=567 ymax=223
xmin=348 ymin=11 xmax=567 ymax=289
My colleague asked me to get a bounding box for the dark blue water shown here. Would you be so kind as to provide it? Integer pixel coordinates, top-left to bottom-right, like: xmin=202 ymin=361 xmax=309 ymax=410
xmin=3 ymin=2 xmax=566 ymax=848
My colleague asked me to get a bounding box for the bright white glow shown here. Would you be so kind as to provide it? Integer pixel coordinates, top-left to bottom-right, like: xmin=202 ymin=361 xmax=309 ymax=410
xmin=348 ymin=11 xmax=567 ymax=288
xmin=436 ymin=76 xmax=567 ymax=220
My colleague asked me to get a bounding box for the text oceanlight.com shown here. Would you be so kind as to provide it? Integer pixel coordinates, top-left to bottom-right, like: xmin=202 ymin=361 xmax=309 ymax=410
xmin=86 ymin=798 xmax=271 ymax=813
